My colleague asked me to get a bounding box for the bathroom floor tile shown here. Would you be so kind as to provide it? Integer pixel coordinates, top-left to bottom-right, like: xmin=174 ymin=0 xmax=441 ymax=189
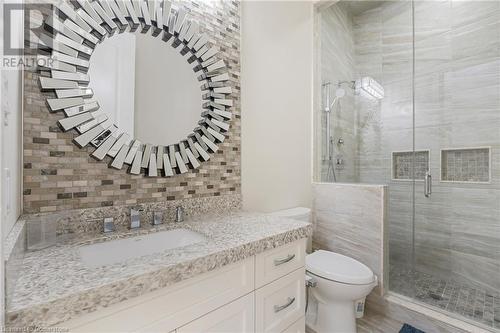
xmin=389 ymin=266 xmax=500 ymax=330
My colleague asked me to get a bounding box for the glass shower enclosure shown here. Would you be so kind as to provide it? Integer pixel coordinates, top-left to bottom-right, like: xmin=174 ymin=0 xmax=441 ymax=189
xmin=314 ymin=0 xmax=500 ymax=329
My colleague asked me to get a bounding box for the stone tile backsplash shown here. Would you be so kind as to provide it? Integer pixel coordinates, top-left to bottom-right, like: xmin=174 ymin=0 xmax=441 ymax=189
xmin=23 ymin=194 xmax=242 ymax=236
xmin=23 ymin=0 xmax=241 ymax=214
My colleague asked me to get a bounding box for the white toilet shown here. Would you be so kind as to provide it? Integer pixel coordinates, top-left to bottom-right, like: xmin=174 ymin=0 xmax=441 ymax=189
xmin=271 ymin=207 xmax=377 ymax=333
xmin=306 ymin=250 xmax=377 ymax=333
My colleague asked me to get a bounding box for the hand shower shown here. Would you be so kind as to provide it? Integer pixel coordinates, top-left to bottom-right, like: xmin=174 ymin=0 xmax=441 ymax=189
xmin=322 ymin=83 xmax=345 ymax=182
xmin=330 ymin=88 xmax=346 ymax=110
xmin=321 ymin=77 xmax=384 ymax=183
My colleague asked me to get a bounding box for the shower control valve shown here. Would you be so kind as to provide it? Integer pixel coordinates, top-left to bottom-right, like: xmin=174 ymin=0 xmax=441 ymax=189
xmin=335 ymin=155 xmax=345 ymax=170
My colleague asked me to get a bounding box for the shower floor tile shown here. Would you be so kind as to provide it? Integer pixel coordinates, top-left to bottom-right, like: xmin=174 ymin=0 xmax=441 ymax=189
xmin=389 ymin=266 xmax=500 ymax=330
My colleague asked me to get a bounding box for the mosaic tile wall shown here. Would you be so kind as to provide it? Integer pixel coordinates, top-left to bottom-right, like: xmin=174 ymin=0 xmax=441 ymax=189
xmin=392 ymin=151 xmax=429 ymax=180
xmin=23 ymin=0 xmax=241 ymax=214
xmin=441 ymin=148 xmax=490 ymax=182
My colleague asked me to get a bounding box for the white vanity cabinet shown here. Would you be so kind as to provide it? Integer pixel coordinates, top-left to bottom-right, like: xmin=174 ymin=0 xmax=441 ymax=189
xmin=60 ymin=239 xmax=306 ymax=333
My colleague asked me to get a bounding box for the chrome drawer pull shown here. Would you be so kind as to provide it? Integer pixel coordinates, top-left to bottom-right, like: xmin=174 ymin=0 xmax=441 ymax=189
xmin=274 ymin=297 xmax=295 ymax=313
xmin=274 ymin=254 xmax=295 ymax=266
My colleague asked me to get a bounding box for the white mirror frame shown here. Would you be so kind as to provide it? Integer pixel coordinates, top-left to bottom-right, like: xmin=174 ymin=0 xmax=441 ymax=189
xmin=37 ymin=0 xmax=232 ymax=177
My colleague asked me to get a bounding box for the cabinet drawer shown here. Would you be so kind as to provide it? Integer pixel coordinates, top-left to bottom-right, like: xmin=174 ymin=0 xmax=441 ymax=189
xmin=282 ymin=317 xmax=305 ymax=333
xmin=62 ymin=257 xmax=254 ymax=333
xmin=177 ymin=293 xmax=254 ymax=333
xmin=255 ymin=239 xmax=306 ymax=288
xmin=256 ymin=268 xmax=305 ymax=333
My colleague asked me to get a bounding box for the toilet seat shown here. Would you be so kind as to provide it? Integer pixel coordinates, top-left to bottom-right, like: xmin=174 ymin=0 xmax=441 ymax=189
xmin=306 ymin=250 xmax=374 ymax=285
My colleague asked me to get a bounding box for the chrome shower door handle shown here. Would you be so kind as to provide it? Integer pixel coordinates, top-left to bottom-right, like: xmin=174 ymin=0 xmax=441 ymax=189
xmin=424 ymin=171 xmax=432 ymax=197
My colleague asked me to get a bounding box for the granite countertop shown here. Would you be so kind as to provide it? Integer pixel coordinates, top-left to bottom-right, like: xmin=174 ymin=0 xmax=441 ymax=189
xmin=7 ymin=212 xmax=312 ymax=327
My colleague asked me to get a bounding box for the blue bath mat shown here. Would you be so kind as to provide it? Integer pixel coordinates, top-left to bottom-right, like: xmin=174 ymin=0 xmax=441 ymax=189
xmin=399 ymin=324 xmax=425 ymax=333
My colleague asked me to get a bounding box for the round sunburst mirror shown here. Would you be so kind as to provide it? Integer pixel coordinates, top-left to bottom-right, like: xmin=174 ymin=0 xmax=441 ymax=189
xmin=37 ymin=0 xmax=232 ymax=177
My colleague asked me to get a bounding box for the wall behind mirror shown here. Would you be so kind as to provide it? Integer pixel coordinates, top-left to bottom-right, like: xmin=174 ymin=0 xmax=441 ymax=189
xmin=88 ymin=33 xmax=203 ymax=146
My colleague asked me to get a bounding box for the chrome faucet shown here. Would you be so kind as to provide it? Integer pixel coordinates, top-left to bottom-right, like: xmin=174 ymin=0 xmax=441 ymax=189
xmin=130 ymin=207 xmax=143 ymax=229
xmin=175 ymin=206 xmax=184 ymax=223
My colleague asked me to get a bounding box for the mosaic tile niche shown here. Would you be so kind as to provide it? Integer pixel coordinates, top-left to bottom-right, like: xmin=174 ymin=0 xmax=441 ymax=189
xmin=392 ymin=151 xmax=429 ymax=181
xmin=441 ymin=148 xmax=490 ymax=183
xmin=23 ymin=0 xmax=241 ymax=214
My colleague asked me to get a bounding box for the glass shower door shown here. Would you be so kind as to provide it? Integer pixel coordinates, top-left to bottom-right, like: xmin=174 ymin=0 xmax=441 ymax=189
xmin=315 ymin=2 xmax=500 ymax=328
xmin=412 ymin=1 xmax=500 ymax=328
xmin=377 ymin=0 xmax=418 ymax=301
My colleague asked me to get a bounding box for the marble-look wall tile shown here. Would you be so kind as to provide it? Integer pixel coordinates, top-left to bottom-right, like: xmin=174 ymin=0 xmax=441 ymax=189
xmin=318 ymin=4 xmax=359 ymax=182
xmin=312 ymin=182 xmax=388 ymax=294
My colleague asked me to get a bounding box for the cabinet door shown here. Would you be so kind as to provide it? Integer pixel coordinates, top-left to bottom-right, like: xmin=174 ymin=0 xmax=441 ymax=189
xmin=177 ymin=293 xmax=254 ymax=333
xmin=256 ymin=268 xmax=305 ymax=333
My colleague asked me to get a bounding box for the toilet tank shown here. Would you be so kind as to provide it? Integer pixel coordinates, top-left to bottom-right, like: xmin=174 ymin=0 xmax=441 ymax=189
xmin=270 ymin=207 xmax=311 ymax=222
xmin=270 ymin=207 xmax=312 ymax=252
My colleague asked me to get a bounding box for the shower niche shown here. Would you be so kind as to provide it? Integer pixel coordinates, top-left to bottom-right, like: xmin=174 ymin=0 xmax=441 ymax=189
xmin=441 ymin=147 xmax=490 ymax=183
xmin=392 ymin=151 xmax=429 ymax=181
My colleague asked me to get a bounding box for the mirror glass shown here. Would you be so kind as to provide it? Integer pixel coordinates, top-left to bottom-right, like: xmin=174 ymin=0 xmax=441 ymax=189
xmin=88 ymin=32 xmax=203 ymax=145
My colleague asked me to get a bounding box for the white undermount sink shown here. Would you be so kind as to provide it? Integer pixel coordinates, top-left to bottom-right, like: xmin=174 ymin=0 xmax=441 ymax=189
xmin=78 ymin=228 xmax=206 ymax=268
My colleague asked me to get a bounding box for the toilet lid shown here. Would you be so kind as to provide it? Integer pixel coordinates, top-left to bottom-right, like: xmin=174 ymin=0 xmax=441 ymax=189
xmin=306 ymin=250 xmax=374 ymax=285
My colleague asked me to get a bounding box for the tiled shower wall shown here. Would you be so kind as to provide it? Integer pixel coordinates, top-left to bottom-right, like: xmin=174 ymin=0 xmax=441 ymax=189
xmin=23 ymin=0 xmax=241 ymax=214
xmin=316 ymin=3 xmax=358 ymax=182
xmin=319 ymin=1 xmax=500 ymax=293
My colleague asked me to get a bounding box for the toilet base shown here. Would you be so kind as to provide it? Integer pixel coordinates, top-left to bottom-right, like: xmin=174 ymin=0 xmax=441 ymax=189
xmin=312 ymin=299 xmax=357 ymax=333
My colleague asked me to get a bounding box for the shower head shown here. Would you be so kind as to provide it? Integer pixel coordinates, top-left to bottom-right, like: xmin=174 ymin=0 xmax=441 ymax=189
xmin=355 ymin=76 xmax=384 ymax=99
xmin=323 ymin=82 xmax=346 ymax=112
